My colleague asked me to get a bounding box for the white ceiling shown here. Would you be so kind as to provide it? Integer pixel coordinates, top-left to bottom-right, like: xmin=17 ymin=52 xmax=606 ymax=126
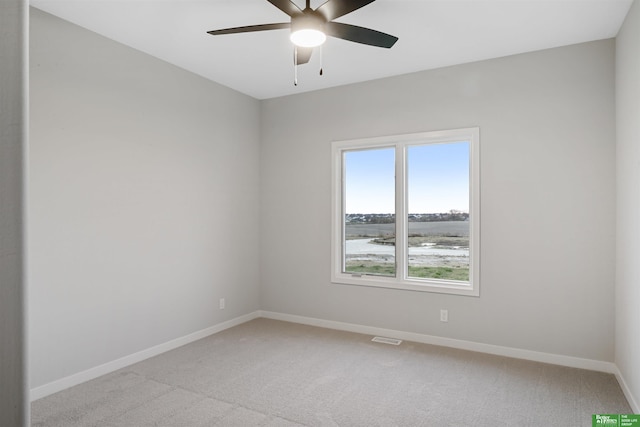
xmin=30 ymin=0 xmax=633 ymax=100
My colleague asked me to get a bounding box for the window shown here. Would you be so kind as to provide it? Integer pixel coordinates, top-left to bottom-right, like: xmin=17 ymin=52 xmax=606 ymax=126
xmin=331 ymin=128 xmax=480 ymax=296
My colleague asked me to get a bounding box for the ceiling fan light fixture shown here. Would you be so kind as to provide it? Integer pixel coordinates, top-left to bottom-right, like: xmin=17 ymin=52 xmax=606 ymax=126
xmin=290 ymin=12 xmax=326 ymax=48
xmin=290 ymin=28 xmax=326 ymax=47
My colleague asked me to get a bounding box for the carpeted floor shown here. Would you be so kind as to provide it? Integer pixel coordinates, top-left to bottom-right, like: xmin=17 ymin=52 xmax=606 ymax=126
xmin=31 ymin=318 xmax=632 ymax=426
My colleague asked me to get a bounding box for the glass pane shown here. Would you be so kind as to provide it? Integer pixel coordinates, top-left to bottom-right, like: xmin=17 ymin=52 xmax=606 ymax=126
xmin=407 ymin=142 xmax=470 ymax=281
xmin=343 ymin=148 xmax=395 ymax=277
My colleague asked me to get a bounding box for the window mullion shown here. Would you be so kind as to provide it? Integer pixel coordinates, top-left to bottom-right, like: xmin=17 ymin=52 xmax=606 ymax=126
xmin=395 ymin=144 xmax=407 ymax=280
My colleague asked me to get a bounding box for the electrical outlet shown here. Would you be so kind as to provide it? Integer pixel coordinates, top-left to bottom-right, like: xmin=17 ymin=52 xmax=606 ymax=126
xmin=440 ymin=309 xmax=448 ymax=322
xmin=219 ymin=298 xmax=225 ymax=310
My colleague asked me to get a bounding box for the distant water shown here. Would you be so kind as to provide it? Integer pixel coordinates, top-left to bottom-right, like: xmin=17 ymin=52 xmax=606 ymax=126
xmin=346 ymin=239 xmax=469 ymax=257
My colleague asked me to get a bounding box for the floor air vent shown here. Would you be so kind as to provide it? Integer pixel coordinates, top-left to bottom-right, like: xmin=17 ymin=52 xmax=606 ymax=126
xmin=371 ymin=336 xmax=402 ymax=345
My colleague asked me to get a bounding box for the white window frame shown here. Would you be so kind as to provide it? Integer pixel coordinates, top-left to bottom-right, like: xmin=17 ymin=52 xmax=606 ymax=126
xmin=331 ymin=127 xmax=480 ymax=296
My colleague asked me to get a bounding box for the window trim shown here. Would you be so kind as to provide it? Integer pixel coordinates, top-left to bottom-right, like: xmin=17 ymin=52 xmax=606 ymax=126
xmin=331 ymin=128 xmax=480 ymax=296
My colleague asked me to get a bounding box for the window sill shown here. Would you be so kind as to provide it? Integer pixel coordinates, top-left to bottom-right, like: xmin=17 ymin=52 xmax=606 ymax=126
xmin=331 ymin=273 xmax=479 ymax=297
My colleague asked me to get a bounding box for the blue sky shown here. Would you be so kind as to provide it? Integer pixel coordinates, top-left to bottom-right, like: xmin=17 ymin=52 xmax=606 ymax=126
xmin=344 ymin=141 xmax=469 ymax=214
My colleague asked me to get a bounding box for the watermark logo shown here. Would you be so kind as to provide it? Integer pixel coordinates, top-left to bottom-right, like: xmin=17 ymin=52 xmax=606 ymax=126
xmin=594 ymin=415 xmax=619 ymax=425
xmin=593 ymin=415 xmax=640 ymax=427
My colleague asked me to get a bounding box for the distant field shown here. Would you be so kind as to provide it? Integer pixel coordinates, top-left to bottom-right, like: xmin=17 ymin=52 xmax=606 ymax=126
xmin=345 ymin=262 xmax=469 ymax=281
xmin=346 ymin=221 xmax=469 ymax=237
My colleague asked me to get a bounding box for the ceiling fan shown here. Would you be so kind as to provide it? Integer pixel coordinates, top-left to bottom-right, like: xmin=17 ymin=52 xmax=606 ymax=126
xmin=207 ymin=0 xmax=398 ymax=67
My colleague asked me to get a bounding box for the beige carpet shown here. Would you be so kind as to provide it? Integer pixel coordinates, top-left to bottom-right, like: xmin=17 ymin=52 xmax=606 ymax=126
xmin=31 ymin=318 xmax=632 ymax=426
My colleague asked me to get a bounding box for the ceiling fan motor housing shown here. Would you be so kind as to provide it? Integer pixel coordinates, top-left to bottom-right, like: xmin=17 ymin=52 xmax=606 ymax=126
xmin=291 ymin=11 xmax=327 ymax=37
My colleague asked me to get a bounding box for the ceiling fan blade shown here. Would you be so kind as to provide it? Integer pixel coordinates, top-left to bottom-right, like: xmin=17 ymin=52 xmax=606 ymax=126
xmin=207 ymin=22 xmax=290 ymax=36
xmin=316 ymin=0 xmax=376 ymax=21
xmin=325 ymin=22 xmax=398 ymax=48
xmin=267 ymin=0 xmax=302 ymax=17
xmin=294 ymin=47 xmax=313 ymax=65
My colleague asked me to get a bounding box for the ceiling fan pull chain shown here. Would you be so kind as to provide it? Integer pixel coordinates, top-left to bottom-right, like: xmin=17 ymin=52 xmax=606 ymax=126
xmin=320 ymin=45 xmax=323 ymax=76
xmin=294 ymin=46 xmax=298 ymax=86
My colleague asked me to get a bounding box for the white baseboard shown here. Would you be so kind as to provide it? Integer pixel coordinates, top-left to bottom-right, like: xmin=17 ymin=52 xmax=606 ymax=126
xmin=32 ymin=309 xmax=638 ymax=413
xmin=259 ymin=311 xmax=618 ymax=374
xmin=613 ymin=366 xmax=640 ymax=413
xmin=30 ymin=311 xmax=261 ymax=401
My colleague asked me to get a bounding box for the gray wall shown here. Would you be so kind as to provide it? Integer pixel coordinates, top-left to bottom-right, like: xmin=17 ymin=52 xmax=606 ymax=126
xmin=1 ymin=0 xmax=28 ymax=425
xmin=260 ymin=40 xmax=616 ymax=361
xmin=29 ymin=8 xmax=261 ymax=389
xmin=616 ymin=0 xmax=640 ymax=411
